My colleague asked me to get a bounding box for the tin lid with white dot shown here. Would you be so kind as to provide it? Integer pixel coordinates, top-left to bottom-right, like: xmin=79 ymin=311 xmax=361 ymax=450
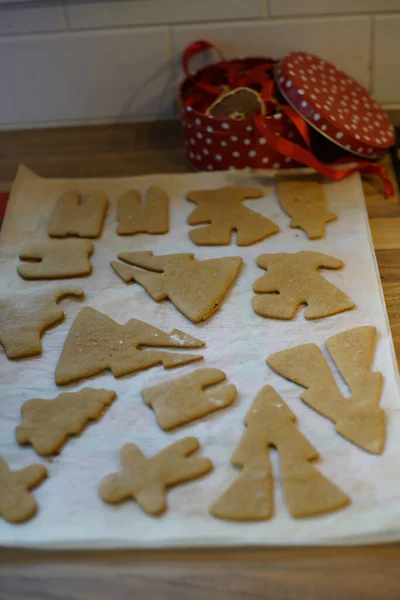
xmin=275 ymin=51 xmax=394 ymax=159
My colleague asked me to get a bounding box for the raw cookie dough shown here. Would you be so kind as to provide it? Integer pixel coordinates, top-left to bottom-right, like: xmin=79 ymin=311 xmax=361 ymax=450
xmin=252 ymin=251 xmax=355 ymax=320
xmin=16 ymin=388 xmax=116 ymax=456
xmin=18 ymin=239 xmax=93 ymax=280
xmin=0 ymin=457 xmax=47 ymax=523
xmin=111 ymin=251 xmax=242 ymax=323
xmin=267 ymin=326 xmax=385 ymax=454
xmin=0 ymin=287 xmax=83 ymax=359
xmin=142 ymin=368 xmax=236 ymax=431
xmin=277 ymin=180 xmax=337 ymax=239
xmin=210 ymin=386 xmax=350 ymax=521
xmin=99 ymin=437 xmax=212 ymax=516
xmin=186 ymin=186 xmax=279 ymax=246
xmin=117 ymin=187 xmax=169 ymax=235
xmin=55 ymin=307 xmax=204 ymax=386
xmin=48 ymin=190 xmax=108 ymax=238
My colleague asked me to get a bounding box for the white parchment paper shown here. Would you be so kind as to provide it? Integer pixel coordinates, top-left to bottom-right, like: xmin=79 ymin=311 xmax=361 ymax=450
xmin=1 ymin=165 xmax=399 ymax=549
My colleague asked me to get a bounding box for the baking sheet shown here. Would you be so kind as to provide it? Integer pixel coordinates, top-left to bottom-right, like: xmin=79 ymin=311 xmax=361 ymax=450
xmin=1 ymin=165 xmax=400 ymax=549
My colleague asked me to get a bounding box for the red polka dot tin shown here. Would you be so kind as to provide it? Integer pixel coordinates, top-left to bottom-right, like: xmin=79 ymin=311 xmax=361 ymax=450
xmin=180 ymin=55 xmax=304 ymax=172
xmin=181 ymin=103 xmax=304 ymax=172
xmin=179 ymin=41 xmax=394 ymax=190
xmin=275 ymin=51 xmax=394 ymax=161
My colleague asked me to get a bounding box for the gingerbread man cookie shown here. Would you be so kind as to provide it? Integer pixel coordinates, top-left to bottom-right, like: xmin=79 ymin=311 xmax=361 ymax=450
xmin=99 ymin=438 xmax=212 ymax=516
xmin=186 ymin=186 xmax=279 ymax=246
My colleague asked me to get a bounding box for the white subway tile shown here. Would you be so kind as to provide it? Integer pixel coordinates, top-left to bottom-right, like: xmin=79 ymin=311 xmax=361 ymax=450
xmin=65 ymin=0 xmax=266 ymax=29
xmin=372 ymin=15 xmax=400 ymax=103
xmin=0 ymin=29 xmax=174 ymax=126
xmin=172 ymin=17 xmax=370 ymax=89
xmin=0 ymin=1 xmax=65 ymax=36
xmin=269 ymin=0 xmax=400 ymax=17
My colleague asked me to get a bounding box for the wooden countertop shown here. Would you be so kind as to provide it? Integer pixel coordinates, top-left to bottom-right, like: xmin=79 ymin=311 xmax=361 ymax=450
xmin=1 ymin=121 xmax=400 ymax=600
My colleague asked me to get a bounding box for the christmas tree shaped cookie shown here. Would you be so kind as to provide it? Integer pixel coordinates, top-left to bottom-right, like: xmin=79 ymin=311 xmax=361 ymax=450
xmin=210 ymin=386 xmax=349 ymax=520
xmin=111 ymin=251 xmax=242 ymax=323
xmin=16 ymin=388 xmax=116 ymax=456
xmin=186 ymin=186 xmax=279 ymax=246
xmin=55 ymin=307 xmax=204 ymax=386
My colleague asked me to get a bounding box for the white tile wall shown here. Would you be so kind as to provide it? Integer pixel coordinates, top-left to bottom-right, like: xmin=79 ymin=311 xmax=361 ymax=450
xmin=0 ymin=0 xmax=398 ymax=128
xmin=65 ymin=0 xmax=266 ymax=29
xmin=372 ymin=15 xmax=400 ymax=104
xmin=269 ymin=0 xmax=400 ymax=17
xmin=0 ymin=28 xmax=173 ymax=126
xmin=171 ymin=17 xmax=370 ymax=89
xmin=0 ymin=1 xmax=65 ymax=36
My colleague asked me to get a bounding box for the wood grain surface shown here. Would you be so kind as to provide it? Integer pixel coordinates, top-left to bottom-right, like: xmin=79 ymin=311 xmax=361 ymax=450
xmin=1 ymin=120 xmax=400 ymax=600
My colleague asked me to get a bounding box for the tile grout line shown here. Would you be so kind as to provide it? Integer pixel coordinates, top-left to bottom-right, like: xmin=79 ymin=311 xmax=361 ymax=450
xmin=61 ymin=0 xmax=69 ymax=31
xmin=0 ymin=23 xmax=176 ymax=42
xmin=0 ymin=17 xmax=262 ymax=41
xmin=370 ymin=15 xmax=375 ymax=97
xmin=267 ymin=9 xmax=400 ymax=19
xmin=1 ymin=12 xmax=395 ymax=41
xmin=166 ymin=25 xmax=179 ymax=116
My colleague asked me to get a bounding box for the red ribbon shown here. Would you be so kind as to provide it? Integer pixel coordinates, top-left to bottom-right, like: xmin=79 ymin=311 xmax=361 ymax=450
xmin=182 ymin=40 xmax=229 ymax=96
xmin=182 ymin=40 xmax=393 ymax=197
xmin=254 ymin=113 xmax=393 ymax=197
xmin=182 ymin=40 xmax=277 ymax=111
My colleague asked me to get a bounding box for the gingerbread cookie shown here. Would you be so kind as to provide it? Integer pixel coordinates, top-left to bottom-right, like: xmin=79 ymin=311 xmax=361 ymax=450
xmin=18 ymin=239 xmax=93 ymax=280
xmin=267 ymin=326 xmax=385 ymax=454
xmin=0 ymin=457 xmax=47 ymax=523
xmin=142 ymin=368 xmax=236 ymax=431
xmin=206 ymin=87 xmax=265 ymax=120
xmin=55 ymin=307 xmax=204 ymax=386
xmin=186 ymin=186 xmax=279 ymax=246
xmin=277 ymin=180 xmax=337 ymax=239
xmin=48 ymin=190 xmax=108 ymax=238
xmin=99 ymin=437 xmax=212 ymax=516
xmin=252 ymin=251 xmax=355 ymax=320
xmin=111 ymin=251 xmax=242 ymax=323
xmin=0 ymin=287 xmax=83 ymax=359
xmin=117 ymin=187 xmax=169 ymax=235
xmin=210 ymin=386 xmax=349 ymax=521
xmin=16 ymin=388 xmax=116 ymax=456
